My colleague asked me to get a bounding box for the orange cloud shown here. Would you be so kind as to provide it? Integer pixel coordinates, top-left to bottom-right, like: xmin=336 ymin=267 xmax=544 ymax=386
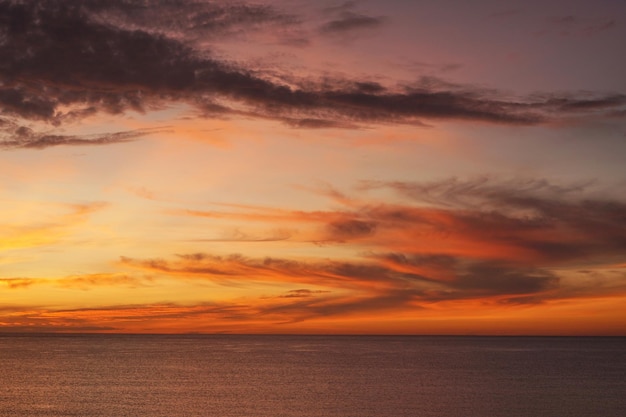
xmin=2 ymin=178 xmax=625 ymax=335
xmin=0 ymin=273 xmax=152 ymax=292
xmin=173 ymin=177 xmax=626 ymax=267
xmin=0 ymin=201 xmax=106 ymax=250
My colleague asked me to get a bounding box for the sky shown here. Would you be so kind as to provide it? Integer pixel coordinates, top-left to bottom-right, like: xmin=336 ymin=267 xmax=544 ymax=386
xmin=1 ymin=0 xmax=625 ymax=335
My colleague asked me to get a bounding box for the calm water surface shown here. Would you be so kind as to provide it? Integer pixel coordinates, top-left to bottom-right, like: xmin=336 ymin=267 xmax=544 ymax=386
xmin=0 ymin=335 xmax=624 ymax=417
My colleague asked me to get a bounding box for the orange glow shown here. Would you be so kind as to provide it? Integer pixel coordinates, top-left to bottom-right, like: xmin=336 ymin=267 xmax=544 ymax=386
xmin=2 ymin=0 xmax=625 ymax=336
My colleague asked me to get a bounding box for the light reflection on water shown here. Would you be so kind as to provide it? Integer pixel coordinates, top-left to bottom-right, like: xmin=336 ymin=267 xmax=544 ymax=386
xmin=0 ymin=335 xmax=624 ymax=417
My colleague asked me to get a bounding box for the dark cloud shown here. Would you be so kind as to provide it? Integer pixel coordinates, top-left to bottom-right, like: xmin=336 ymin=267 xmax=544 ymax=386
xmin=327 ymin=219 xmax=377 ymax=241
xmin=455 ymin=262 xmax=558 ymax=295
xmin=278 ymin=289 xmax=331 ymax=298
xmin=120 ymin=249 xmax=562 ymax=307
xmin=0 ymin=0 xmax=623 ymax=148
xmin=534 ymin=93 xmax=626 ymax=113
xmin=257 ymin=289 xmax=419 ymax=322
xmin=363 ymin=178 xmax=626 ymax=263
xmin=175 ymin=176 xmax=626 ymax=266
xmin=121 ymin=252 xmax=433 ymax=290
xmin=319 ymin=12 xmax=385 ymax=34
xmin=282 ymin=117 xmax=357 ymax=129
xmin=370 ymin=252 xmax=458 ymax=270
xmin=366 ymin=252 xmax=558 ymax=302
xmin=87 ymin=0 xmax=298 ymax=38
xmin=0 ymin=121 xmax=165 ymax=149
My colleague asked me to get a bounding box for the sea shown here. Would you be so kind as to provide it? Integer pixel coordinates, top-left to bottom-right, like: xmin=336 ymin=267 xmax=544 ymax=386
xmin=0 ymin=335 xmax=624 ymax=417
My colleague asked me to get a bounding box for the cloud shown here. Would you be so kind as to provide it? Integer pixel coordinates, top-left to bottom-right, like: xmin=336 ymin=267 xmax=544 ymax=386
xmin=0 ymin=201 xmax=107 ymax=250
xmin=279 ymin=289 xmax=331 ymax=298
xmin=119 ymin=248 xmax=560 ymax=306
xmin=361 ymin=178 xmax=626 ymax=263
xmin=1 ymin=0 xmax=624 ymax=149
xmin=0 ymin=120 xmax=166 ymax=149
xmin=112 ymin=245 xmax=590 ymax=326
xmin=120 ymin=252 xmax=435 ymax=291
xmin=177 ymin=205 xmax=379 ymax=244
xmin=319 ymin=0 xmax=385 ymax=34
xmin=531 ymin=93 xmax=626 ymax=113
xmin=366 ymin=252 xmax=559 ymax=302
xmin=327 ymin=219 xmax=377 ymax=241
xmin=5 ymin=267 xmax=623 ymax=332
xmin=319 ymin=12 xmax=385 ymax=34
xmin=187 ymin=227 xmax=293 ymax=243
xmin=538 ymin=15 xmax=616 ymax=37
xmin=88 ymin=0 xmax=298 ymax=40
xmin=174 ymin=176 xmax=626 ymax=267
xmin=455 ymin=262 xmax=558 ymax=295
xmin=256 ymin=289 xmax=419 ymax=322
xmin=0 ymin=273 xmax=151 ymax=290
xmin=0 ymin=278 xmax=35 ymax=289
xmin=0 ymin=302 xmax=230 ymax=333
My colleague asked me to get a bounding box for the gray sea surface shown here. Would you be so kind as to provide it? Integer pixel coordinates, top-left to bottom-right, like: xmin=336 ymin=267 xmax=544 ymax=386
xmin=0 ymin=335 xmax=624 ymax=417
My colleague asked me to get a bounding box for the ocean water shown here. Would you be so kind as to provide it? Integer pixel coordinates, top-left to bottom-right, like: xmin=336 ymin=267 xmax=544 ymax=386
xmin=0 ymin=335 xmax=624 ymax=417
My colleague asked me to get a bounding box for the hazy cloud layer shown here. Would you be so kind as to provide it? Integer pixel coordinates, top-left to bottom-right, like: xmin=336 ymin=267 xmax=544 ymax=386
xmin=123 ymin=179 xmax=626 ymax=303
xmin=1 ymin=0 xmax=625 ymax=148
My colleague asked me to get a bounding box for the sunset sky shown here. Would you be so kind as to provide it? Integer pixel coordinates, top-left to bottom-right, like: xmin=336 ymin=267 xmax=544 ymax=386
xmin=1 ymin=0 xmax=625 ymax=335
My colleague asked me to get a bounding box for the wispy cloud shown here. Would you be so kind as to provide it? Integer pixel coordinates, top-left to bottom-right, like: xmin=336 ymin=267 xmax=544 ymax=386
xmin=0 ymin=202 xmax=106 ymax=250
xmin=119 ymin=250 xmax=564 ymax=305
xmin=537 ymin=15 xmax=616 ymax=37
xmin=0 ymin=120 xmax=166 ymax=149
xmin=0 ymin=273 xmax=151 ymax=290
xmin=320 ymin=0 xmax=385 ymax=33
xmin=319 ymin=12 xmax=385 ymax=34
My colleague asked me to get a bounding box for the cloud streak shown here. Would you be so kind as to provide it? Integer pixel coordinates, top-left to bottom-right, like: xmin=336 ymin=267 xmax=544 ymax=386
xmin=0 ymin=120 xmax=166 ymax=149
xmin=0 ymin=273 xmax=151 ymax=290
xmin=539 ymin=15 xmax=616 ymax=37
xmin=319 ymin=12 xmax=385 ymax=34
xmin=0 ymin=201 xmax=106 ymax=250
